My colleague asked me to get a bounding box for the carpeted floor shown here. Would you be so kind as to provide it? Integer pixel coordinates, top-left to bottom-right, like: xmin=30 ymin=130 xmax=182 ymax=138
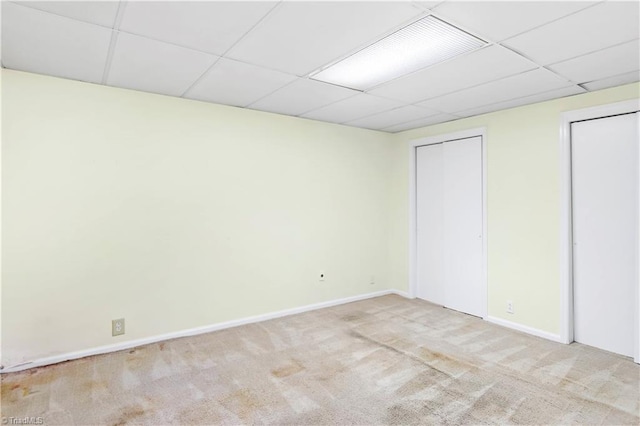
xmin=1 ymin=295 xmax=639 ymax=425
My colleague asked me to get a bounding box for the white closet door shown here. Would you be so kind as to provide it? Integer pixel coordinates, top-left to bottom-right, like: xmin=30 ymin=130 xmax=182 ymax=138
xmin=443 ymin=137 xmax=484 ymax=317
xmin=416 ymin=136 xmax=483 ymax=316
xmin=416 ymin=143 xmax=444 ymax=304
xmin=572 ymin=113 xmax=638 ymax=357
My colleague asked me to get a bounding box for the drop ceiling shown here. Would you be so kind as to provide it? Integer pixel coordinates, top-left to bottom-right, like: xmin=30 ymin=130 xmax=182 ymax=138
xmin=2 ymin=1 xmax=639 ymax=133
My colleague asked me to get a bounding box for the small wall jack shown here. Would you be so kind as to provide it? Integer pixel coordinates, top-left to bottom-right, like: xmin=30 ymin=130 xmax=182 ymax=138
xmin=506 ymin=301 xmax=514 ymax=314
xmin=112 ymin=318 xmax=125 ymax=336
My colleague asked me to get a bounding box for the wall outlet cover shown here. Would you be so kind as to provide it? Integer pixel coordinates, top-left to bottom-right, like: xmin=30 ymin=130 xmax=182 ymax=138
xmin=112 ymin=318 xmax=125 ymax=336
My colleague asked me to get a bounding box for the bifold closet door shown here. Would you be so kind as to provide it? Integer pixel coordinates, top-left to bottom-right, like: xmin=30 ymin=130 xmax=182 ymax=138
xmin=572 ymin=112 xmax=638 ymax=358
xmin=442 ymin=137 xmax=483 ymax=317
xmin=416 ymin=137 xmax=483 ymax=317
xmin=416 ymin=143 xmax=444 ymax=304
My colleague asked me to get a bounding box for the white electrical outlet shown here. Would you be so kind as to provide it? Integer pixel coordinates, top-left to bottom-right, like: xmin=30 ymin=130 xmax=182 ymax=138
xmin=112 ymin=318 xmax=125 ymax=336
xmin=506 ymin=301 xmax=514 ymax=314
xmin=369 ymin=276 xmax=375 ymax=285
xmin=319 ymin=271 xmax=326 ymax=282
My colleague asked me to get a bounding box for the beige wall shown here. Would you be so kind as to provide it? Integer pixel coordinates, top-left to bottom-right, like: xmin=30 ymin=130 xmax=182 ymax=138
xmin=390 ymin=82 xmax=640 ymax=335
xmin=1 ymin=69 xmax=394 ymax=367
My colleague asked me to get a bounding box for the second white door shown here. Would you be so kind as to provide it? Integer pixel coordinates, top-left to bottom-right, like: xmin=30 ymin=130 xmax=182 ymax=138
xmin=416 ymin=136 xmax=484 ymax=317
xmin=572 ymin=112 xmax=639 ymax=358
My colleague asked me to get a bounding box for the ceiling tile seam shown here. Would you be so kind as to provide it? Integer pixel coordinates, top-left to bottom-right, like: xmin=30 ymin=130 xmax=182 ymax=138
xmin=501 ymin=34 xmax=637 ymax=88
xmin=341 ymin=103 xmax=451 ymax=127
xmin=301 ymin=9 xmax=434 ymax=79
xmin=404 ymin=66 xmax=544 ymax=106
xmin=579 ymin=69 xmax=640 ymax=91
xmin=337 ymin=104 xmax=447 ymax=126
xmin=112 ymin=1 xmax=128 ymax=30
xmin=353 ymin=88 xmax=453 ymax=111
xmin=219 ymin=1 xmax=283 ymax=58
xmin=8 ymin=0 xmax=118 ymax=30
xmin=538 ymin=65 xmax=585 ymax=88
xmin=410 ymin=1 xmax=431 ymax=13
xmin=112 ymin=28 xmax=223 ymax=57
xmin=101 ymin=2 xmax=128 ymax=85
xmin=178 ymin=56 xmax=223 ymax=99
xmin=295 ymin=90 xmax=377 ymax=119
xmin=412 ymin=1 xmax=445 ymax=12
xmin=498 ymin=0 xmax=607 ymax=44
xmin=243 ymin=78 xmax=301 ymax=110
xmin=545 ymin=37 xmax=640 ymax=69
xmin=381 ymin=115 xmax=462 ymax=132
xmin=101 ymin=31 xmax=120 ymax=84
xmin=452 ymin=85 xmax=584 ymax=116
xmin=492 ymin=43 xmax=583 ymax=88
xmin=216 ymin=57 xmax=301 ymax=80
xmin=492 ymin=42 xmax=545 ymax=72
xmin=380 ymin=118 xmax=441 ymax=132
xmin=293 ymin=89 xmax=362 ymax=117
xmin=344 ymin=104 xmax=441 ymax=126
xmin=368 ymin=109 xmax=446 ymax=128
xmin=180 ymin=1 xmax=283 ymax=99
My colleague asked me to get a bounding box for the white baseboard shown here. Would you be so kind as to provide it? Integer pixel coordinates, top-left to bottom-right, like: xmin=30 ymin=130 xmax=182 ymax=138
xmin=390 ymin=289 xmax=412 ymax=299
xmin=485 ymin=316 xmax=563 ymax=343
xmin=2 ymin=289 xmax=407 ymax=374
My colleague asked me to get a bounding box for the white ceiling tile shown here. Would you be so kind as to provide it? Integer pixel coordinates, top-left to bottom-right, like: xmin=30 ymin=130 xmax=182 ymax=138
xmin=301 ymin=94 xmax=404 ymax=124
xmin=418 ymin=68 xmax=572 ymax=113
xmin=369 ymin=45 xmax=535 ymax=103
xmin=346 ymin=105 xmax=440 ymax=130
xmin=582 ymin=70 xmax=640 ymax=92
xmin=383 ymin=113 xmax=460 ymax=133
xmin=119 ymin=1 xmax=277 ymax=55
xmin=185 ymin=58 xmax=297 ymax=108
xmin=548 ymin=39 xmax=640 ymax=84
xmin=456 ymin=85 xmax=586 ymax=118
xmin=1 ymin=2 xmax=112 ymax=83
xmin=107 ymin=33 xmax=217 ymax=97
xmin=503 ymin=1 xmax=640 ymax=65
xmin=433 ymin=1 xmax=595 ymax=42
xmin=226 ymin=2 xmax=424 ymax=76
xmin=13 ymin=1 xmax=120 ymax=28
xmin=248 ymin=78 xmax=359 ymax=116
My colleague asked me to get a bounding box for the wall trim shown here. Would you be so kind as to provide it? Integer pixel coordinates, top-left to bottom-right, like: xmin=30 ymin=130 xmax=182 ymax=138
xmin=559 ymin=99 xmax=640 ymax=363
xmin=1 ymin=289 xmax=409 ymax=374
xmin=392 ymin=289 xmax=413 ymax=299
xmin=486 ymin=316 xmax=563 ymax=343
xmin=408 ymin=127 xmax=488 ymax=318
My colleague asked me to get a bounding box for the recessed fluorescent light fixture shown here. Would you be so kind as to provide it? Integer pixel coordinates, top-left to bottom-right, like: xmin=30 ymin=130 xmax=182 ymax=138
xmin=311 ymin=16 xmax=486 ymax=91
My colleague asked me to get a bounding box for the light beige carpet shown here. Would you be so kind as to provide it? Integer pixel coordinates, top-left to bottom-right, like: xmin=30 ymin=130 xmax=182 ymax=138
xmin=1 ymin=295 xmax=639 ymax=425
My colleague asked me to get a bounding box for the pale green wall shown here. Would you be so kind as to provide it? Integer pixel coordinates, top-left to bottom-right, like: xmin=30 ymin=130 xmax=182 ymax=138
xmin=390 ymin=82 xmax=640 ymax=335
xmin=1 ymin=69 xmax=394 ymax=367
xmin=2 ymin=67 xmax=639 ymax=367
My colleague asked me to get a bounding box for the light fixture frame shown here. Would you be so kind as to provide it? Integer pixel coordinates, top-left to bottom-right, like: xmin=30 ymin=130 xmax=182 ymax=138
xmin=310 ymin=14 xmax=487 ymax=91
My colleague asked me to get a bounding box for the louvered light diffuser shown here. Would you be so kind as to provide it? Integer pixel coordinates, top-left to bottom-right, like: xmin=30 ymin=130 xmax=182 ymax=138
xmin=311 ymin=16 xmax=486 ymax=91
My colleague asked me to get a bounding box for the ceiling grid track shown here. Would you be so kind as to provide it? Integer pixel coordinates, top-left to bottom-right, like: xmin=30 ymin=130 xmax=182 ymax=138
xmin=180 ymin=1 xmax=283 ymax=98
xmin=101 ymin=1 xmax=127 ymax=85
xmin=2 ymin=0 xmax=638 ymax=132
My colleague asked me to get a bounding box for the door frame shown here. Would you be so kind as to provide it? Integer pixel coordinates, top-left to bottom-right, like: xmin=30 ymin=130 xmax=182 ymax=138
xmin=559 ymin=99 xmax=640 ymax=363
xmin=409 ymin=127 xmax=488 ymax=318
